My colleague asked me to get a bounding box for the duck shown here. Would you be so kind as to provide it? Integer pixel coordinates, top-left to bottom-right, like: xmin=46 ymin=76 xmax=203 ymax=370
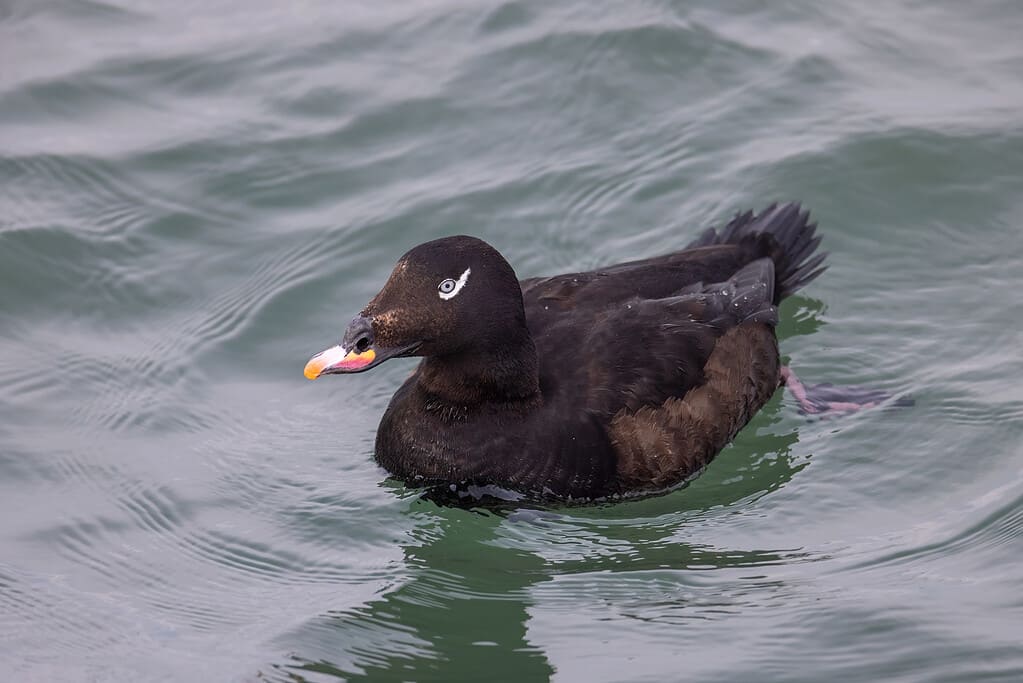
xmin=304 ymin=202 xmax=829 ymax=500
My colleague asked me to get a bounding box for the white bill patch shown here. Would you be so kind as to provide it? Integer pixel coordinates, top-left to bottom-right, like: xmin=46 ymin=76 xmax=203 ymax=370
xmin=439 ymin=267 xmax=471 ymax=300
xmin=313 ymin=344 xmax=349 ymax=366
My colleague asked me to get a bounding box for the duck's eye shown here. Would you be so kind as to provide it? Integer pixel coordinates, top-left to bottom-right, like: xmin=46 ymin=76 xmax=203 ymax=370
xmin=438 ymin=267 xmax=471 ymax=300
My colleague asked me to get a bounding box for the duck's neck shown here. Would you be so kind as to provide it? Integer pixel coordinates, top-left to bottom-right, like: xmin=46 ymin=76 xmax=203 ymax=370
xmin=417 ymin=333 xmax=540 ymax=408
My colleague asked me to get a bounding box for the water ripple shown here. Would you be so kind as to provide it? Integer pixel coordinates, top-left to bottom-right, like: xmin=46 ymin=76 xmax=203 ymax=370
xmin=3 ymin=1 xmax=1023 ymax=681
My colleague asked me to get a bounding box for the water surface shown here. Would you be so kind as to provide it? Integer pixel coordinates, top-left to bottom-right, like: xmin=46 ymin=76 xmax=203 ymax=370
xmin=2 ymin=1 xmax=1023 ymax=681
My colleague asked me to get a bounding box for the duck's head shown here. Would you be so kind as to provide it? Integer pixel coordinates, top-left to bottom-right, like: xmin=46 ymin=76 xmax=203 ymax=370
xmin=304 ymin=235 xmax=526 ymax=379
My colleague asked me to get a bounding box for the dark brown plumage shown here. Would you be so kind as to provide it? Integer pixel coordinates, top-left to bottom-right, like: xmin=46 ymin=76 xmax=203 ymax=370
xmin=305 ymin=202 xmax=827 ymax=500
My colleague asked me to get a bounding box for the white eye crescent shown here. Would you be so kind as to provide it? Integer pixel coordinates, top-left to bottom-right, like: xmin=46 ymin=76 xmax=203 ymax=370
xmin=438 ymin=267 xmax=470 ymax=300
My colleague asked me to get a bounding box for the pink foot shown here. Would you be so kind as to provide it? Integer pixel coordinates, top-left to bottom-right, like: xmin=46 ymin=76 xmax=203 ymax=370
xmin=780 ymin=366 xmax=911 ymax=416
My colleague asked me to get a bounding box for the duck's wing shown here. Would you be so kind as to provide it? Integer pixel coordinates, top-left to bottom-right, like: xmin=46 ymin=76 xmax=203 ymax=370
xmin=533 ymin=258 xmax=783 ymax=492
xmin=520 ymin=202 xmax=826 ymax=315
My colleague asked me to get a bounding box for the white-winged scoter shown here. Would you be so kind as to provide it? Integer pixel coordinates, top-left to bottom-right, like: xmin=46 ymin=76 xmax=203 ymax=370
xmin=305 ymin=202 xmax=887 ymax=499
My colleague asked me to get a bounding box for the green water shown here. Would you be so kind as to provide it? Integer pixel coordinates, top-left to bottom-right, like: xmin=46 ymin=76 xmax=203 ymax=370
xmin=3 ymin=1 xmax=1023 ymax=681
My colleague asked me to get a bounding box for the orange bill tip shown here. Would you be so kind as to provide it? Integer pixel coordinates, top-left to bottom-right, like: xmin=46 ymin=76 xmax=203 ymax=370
xmin=303 ymin=357 xmax=325 ymax=380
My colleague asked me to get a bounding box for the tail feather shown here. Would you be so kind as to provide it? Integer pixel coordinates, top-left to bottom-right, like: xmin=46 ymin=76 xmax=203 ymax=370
xmin=688 ymin=202 xmax=828 ymax=301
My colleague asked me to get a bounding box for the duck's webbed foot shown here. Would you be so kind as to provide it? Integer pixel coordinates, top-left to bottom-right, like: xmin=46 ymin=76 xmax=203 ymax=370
xmin=780 ymin=366 xmax=913 ymax=416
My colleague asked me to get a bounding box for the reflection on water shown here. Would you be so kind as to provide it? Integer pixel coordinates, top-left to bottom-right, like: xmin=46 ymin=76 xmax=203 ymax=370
xmin=268 ymin=402 xmax=809 ymax=682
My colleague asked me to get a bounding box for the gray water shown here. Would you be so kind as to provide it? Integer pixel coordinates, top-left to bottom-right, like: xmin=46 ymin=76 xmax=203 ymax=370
xmin=3 ymin=1 xmax=1023 ymax=681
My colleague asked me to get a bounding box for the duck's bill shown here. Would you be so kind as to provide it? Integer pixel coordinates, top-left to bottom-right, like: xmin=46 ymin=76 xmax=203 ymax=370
xmin=303 ymin=343 xmax=418 ymax=379
xmin=303 ymin=344 xmax=379 ymax=378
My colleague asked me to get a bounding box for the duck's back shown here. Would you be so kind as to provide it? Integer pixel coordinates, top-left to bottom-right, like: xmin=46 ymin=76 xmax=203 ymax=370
xmin=520 ymin=203 xmax=823 ymax=314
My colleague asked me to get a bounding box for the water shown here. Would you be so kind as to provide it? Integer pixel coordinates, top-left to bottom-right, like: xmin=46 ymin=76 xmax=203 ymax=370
xmin=2 ymin=1 xmax=1023 ymax=680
